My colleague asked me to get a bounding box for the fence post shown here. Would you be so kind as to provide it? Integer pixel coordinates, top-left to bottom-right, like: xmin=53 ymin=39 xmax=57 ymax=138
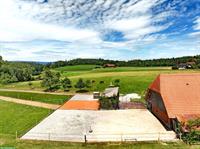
xmin=84 ymin=134 xmax=87 ymax=144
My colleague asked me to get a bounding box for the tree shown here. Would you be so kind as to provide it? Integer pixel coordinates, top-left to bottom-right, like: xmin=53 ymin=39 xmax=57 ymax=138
xmin=74 ymin=78 xmax=86 ymax=91
xmin=0 ymin=55 xmax=3 ymax=67
xmin=41 ymin=69 xmax=61 ymax=91
xmin=99 ymin=96 xmax=119 ymax=110
xmin=61 ymin=77 xmax=72 ymax=91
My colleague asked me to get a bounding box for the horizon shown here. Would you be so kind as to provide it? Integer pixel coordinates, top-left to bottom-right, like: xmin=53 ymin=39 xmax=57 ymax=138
xmin=0 ymin=0 xmax=200 ymax=61
xmin=7 ymin=54 xmax=200 ymax=63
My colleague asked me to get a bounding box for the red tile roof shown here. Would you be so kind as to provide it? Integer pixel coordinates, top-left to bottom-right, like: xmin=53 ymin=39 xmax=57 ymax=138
xmin=149 ymin=73 xmax=200 ymax=119
xmin=60 ymin=100 xmax=99 ymax=110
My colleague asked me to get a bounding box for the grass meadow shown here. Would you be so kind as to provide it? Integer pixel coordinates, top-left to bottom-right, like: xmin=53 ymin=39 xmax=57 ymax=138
xmin=0 ymin=66 xmax=200 ymax=148
xmin=1 ymin=66 xmax=199 ymax=98
xmin=0 ymin=91 xmax=71 ymax=104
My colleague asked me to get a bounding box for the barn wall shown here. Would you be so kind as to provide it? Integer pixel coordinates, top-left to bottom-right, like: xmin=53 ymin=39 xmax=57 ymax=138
xmin=148 ymin=90 xmax=171 ymax=129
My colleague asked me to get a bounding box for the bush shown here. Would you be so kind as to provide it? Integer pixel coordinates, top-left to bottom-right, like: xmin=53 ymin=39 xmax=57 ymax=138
xmin=99 ymin=80 xmax=104 ymax=84
xmin=74 ymin=78 xmax=86 ymax=91
xmin=61 ymin=77 xmax=72 ymax=91
xmin=41 ymin=69 xmax=61 ymax=91
xmin=182 ymin=118 xmax=200 ymax=144
xmin=99 ymin=96 xmax=119 ymax=110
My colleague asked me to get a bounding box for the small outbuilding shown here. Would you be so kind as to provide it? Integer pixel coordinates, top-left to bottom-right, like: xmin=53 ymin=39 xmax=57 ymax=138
xmin=146 ymin=73 xmax=200 ymax=132
xmin=103 ymin=64 xmax=117 ymax=68
xmin=103 ymin=87 xmax=119 ymax=98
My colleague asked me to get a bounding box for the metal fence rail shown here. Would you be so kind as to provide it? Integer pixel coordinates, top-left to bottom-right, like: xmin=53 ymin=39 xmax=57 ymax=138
xmin=21 ymin=132 xmax=177 ymax=142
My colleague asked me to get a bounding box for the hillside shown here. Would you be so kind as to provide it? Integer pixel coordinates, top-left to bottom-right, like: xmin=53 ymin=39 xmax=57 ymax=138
xmin=47 ymin=55 xmax=200 ymax=68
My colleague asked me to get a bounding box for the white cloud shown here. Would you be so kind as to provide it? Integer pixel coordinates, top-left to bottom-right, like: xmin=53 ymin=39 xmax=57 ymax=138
xmin=194 ymin=17 xmax=200 ymax=30
xmin=107 ymin=16 xmax=151 ymax=32
xmin=0 ymin=0 xmax=99 ymax=42
xmin=189 ymin=31 xmax=200 ymax=37
xmin=0 ymin=0 xmax=198 ymax=61
xmin=0 ymin=18 xmax=99 ymax=42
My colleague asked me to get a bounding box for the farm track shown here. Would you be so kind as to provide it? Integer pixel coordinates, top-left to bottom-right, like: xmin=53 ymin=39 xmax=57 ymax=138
xmin=0 ymin=89 xmax=74 ymax=96
xmin=0 ymin=96 xmax=60 ymax=110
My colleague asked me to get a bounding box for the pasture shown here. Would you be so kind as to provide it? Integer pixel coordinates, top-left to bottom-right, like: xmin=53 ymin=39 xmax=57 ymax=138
xmin=0 ymin=66 xmax=200 ymax=148
xmin=0 ymin=66 xmax=199 ymax=102
xmin=0 ymin=91 xmax=70 ymax=104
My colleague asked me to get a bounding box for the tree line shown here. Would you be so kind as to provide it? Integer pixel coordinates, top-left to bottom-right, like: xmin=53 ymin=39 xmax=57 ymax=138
xmin=41 ymin=69 xmax=120 ymax=92
xmin=41 ymin=69 xmax=92 ymax=92
xmin=47 ymin=55 xmax=200 ymax=68
xmin=0 ymin=56 xmax=44 ymax=84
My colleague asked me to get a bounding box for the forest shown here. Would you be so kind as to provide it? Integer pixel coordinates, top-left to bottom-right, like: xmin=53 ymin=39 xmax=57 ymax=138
xmin=47 ymin=55 xmax=200 ymax=68
xmin=0 ymin=54 xmax=200 ymax=85
xmin=0 ymin=56 xmax=44 ymax=84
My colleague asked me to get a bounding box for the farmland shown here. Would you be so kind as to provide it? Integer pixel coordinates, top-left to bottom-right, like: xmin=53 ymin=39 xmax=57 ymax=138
xmin=0 ymin=91 xmax=71 ymax=104
xmin=0 ymin=66 xmax=199 ymax=98
xmin=0 ymin=66 xmax=200 ymax=148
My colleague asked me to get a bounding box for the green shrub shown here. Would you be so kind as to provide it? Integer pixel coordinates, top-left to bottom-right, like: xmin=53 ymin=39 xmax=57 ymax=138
xmin=182 ymin=118 xmax=200 ymax=144
xmin=99 ymin=96 xmax=119 ymax=110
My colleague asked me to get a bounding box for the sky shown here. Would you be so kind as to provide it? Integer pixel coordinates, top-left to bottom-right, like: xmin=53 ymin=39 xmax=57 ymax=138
xmin=0 ymin=0 xmax=200 ymax=62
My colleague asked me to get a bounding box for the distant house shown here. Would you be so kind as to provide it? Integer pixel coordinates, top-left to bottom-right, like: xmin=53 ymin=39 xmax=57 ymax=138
xmin=103 ymin=64 xmax=116 ymax=68
xmin=146 ymin=74 xmax=200 ymax=132
xmin=177 ymin=62 xmax=196 ymax=69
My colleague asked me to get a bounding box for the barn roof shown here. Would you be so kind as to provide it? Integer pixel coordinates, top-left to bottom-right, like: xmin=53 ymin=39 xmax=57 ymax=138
xmin=149 ymin=73 xmax=200 ymax=118
xmin=60 ymin=94 xmax=99 ymax=110
xmin=60 ymin=100 xmax=99 ymax=110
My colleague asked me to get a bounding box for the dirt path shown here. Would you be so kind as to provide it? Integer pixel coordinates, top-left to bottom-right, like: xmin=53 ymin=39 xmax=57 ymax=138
xmin=0 ymin=89 xmax=74 ymax=96
xmin=0 ymin=96 xmax=60 ymax=110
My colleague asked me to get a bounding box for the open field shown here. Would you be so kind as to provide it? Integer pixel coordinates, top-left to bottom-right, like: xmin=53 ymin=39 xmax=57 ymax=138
xmin=0 ymin=100 xmax=51 ymax=136
xmin=55 ymin=65 xmax=98 ymax=71
xmin=0 ymin=67 xmax=199 ymax=102
xmin=0 ymin=91 xmax=70 ymax=104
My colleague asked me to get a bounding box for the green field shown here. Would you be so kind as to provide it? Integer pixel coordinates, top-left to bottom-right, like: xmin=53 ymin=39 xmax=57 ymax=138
xmin=0 ymin=101 xmax=198 ymax=149
xmin=0 ymin=66 xmax=199 ymax=102
xmin=0 ymin=91 xmax=70 ymax=104
xmin=55 ymin=65 xmax=98 ymax=71
xmin=0 ymin=100 xmax=51 ymax=136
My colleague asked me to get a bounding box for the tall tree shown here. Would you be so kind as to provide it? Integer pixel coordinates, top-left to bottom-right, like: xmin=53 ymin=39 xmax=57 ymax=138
xmin=74 ymin=78 xmax=86 ymax=91
xmin=41 ymin=69 xmax=61 ymax=91
xmin=61 ymin=77 xmax=72 ymax=91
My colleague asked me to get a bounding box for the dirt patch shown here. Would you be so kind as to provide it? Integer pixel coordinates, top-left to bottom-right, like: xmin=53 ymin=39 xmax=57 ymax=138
xmin=0 ymin=96 xmax=60 ymax=110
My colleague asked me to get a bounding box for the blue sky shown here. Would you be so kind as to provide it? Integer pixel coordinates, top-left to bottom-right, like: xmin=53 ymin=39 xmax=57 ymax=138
xmin=0 ymin=0 xmax=200 ymax=62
